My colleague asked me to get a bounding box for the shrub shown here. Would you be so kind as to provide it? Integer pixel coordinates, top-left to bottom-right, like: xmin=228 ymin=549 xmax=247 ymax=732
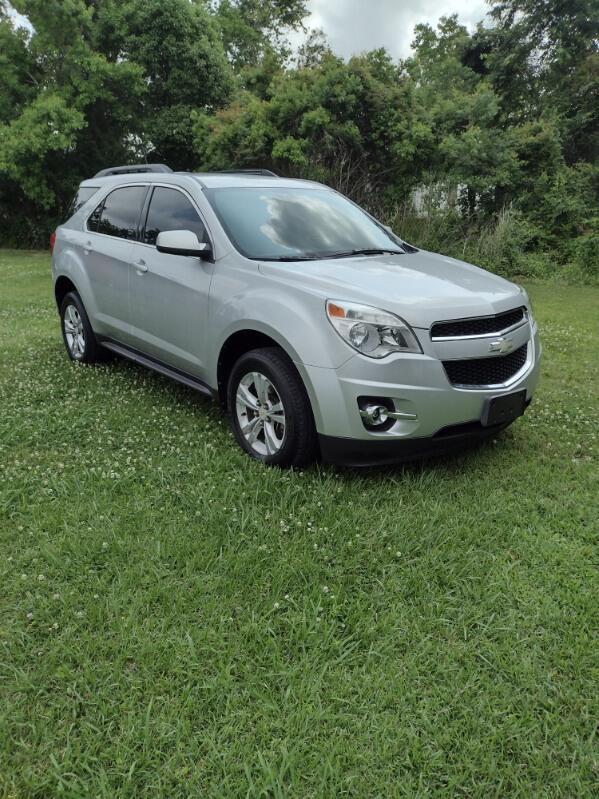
xmin=384 ymin=201 xmax=598 ymax=283
xmin=571 ymin=230 xmax=599 ymax=279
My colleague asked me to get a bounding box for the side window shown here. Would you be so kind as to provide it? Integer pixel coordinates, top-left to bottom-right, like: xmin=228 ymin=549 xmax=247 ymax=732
xmin=68 ymin=186 xmax=99 ymax=219
xmin=96 ymin=186 xmax=147 ymax=240
xmin=88 ymin=199 xmax=104 ymax=232
xmin=143 ymin=187 xmax=207 ymax=246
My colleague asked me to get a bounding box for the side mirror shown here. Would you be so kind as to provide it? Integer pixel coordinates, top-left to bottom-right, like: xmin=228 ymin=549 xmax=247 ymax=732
xmin=156 ymin=229 xmax=212 ymax=259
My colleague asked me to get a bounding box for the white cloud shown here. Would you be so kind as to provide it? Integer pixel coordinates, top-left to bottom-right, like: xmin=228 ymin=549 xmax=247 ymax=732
xmin=6 ymin=2 xmax=33 ymax=32
xmin=290 ymin=0 xmax=490 ymax=60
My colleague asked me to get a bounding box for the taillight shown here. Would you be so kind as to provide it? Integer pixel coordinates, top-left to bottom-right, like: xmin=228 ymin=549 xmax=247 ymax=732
xmin=49 ymin=231 xmax=56 ymax=253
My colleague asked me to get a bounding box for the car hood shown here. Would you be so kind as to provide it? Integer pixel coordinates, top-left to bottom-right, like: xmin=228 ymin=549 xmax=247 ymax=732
xmin=259 ymin=249 xmax=524 ymax=329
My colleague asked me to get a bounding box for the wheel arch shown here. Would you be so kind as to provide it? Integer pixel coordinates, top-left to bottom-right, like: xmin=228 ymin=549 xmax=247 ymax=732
xmin=54 ymin=275 xmax=78 ymax=310
xmin=216 ymin=327 xmax=323 ymax=431
xmin=217 ymin=329 xmax=287 ymax=405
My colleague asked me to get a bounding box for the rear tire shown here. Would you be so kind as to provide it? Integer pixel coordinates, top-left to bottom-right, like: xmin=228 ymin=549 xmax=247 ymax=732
xmin=227 ymin=347 xmax=318 ymax=467
xmin=60 ymin=291 xmax=105 ymax=364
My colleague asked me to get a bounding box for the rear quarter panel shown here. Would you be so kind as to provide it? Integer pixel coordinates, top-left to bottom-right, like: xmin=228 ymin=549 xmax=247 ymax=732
xmin=52 ymin=227 xmax=99 ymax=322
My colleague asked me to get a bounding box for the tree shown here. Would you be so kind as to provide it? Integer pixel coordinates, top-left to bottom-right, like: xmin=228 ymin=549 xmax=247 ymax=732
xmin=0 ymin=3 xmax=34 ymax=123
xmin=404 ymin=17 xmax=517 ymax=214
xmin=0 ymin=0 xmax=145 ymax=241
xmin=0 ymin=0 xmax=234 ymax=242
xmin=296 ymin=28 xmax=332 ymax=69
xmin=101 ymin=0 xmax=234 ymax=168
xmin=193 ymin=50 xmax=433 ymax=209
xmin=488 ymin=0 xmax=599 ymax=162
xmin=215 ymin=0 xmax=308 ymax=70
xmin=0 ymin=0 xmax=596 ymax=272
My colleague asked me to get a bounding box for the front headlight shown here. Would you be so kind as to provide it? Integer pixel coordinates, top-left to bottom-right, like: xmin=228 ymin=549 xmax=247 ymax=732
xmin=517 ymin=285 xmax=535 ymax=328
xmin=326 ymin=299 xmax=422 ymax=358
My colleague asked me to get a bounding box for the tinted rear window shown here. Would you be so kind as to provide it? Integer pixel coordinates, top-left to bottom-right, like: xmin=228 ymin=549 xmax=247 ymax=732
xmin=68 ymin=186 xmax=99 ymax=218
xmin=95 ymin=186 xmax=147 ymax=240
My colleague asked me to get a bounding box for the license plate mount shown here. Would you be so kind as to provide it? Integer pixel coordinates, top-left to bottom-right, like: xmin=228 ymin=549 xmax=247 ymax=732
xmin=482 ymin=389 xmax=527 ymax=427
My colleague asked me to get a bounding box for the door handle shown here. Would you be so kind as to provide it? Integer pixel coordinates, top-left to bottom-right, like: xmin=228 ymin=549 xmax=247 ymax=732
xmin=84 ymin=240 xmax=93 ymax=254
xmin=134 ymin=259 xmax=148 ymax=274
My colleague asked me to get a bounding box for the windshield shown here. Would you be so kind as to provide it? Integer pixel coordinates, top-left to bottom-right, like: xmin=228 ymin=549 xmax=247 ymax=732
xmin=205 ymin=186 xmax=404 ymax=261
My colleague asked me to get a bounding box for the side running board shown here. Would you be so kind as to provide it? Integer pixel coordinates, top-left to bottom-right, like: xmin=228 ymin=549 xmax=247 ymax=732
xmin=101 ymin=340 xmax=214 ymax=398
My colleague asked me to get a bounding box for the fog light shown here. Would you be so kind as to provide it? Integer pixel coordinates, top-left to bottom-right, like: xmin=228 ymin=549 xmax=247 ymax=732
xmin=360 ymin=403 xmax=389 ymax=425
xmin=358 ymin=396 xmax=418 ymax=431
xmin=357 ymin=396 xmax=396 ymax=432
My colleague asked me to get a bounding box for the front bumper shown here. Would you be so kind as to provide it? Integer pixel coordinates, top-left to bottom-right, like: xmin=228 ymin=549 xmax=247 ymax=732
xmin=296 ymin=323 xmax=541 ymax=464
xmin=318 ymin=416 xmax=525 ymax=467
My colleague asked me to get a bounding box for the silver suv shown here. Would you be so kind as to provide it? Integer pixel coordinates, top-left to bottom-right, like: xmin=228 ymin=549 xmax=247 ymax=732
xmin=51 ymin=164 xmax=541 ymax=467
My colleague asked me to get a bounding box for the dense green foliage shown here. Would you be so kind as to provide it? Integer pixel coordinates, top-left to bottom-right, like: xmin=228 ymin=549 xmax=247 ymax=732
xmin=1 ymin=251 xmax=598 ymax=796
xmin=0 ymin=0 xmax=597 ymax=278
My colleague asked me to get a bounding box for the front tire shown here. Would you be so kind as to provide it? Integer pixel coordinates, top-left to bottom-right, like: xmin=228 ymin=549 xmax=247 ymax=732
xmin=227 ymin=347 xmax=318 ymax=467
xmin=60 ymin=292 xmax=105 ymax=364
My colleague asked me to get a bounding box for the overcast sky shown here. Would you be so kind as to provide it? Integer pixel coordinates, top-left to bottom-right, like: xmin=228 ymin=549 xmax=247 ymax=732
xmin=289 ymin=0 xmax=490 ymax=60
xmin=8 ymin=0 xmax=491 ymax=62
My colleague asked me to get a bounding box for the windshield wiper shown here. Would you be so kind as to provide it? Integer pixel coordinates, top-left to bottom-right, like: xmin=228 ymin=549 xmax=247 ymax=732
xmin=258 ymin=254 xmax=320 ymax=261
xmin=324 ymin=247 xmax=405 ymax=259
xmin=258 ymin=247 xmax=404 ymax=262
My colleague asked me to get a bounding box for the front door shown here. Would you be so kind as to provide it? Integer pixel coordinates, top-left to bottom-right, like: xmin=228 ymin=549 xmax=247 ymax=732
xmin=128 ymin=186 xmax=214 ymax=378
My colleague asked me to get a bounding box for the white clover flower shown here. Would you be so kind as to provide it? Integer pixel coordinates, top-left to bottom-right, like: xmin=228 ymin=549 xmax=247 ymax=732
xmin=273 ymin=602 xmax=280 ymax=610
xmin=322 ymin=586 xmax=329 ymax=593
xmin=26 ymin=612 xmax=33 ymax=620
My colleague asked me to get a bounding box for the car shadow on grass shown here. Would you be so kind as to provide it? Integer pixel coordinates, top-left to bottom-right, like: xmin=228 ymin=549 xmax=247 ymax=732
xmin=81 ymin=349 xmax=525 ymax=483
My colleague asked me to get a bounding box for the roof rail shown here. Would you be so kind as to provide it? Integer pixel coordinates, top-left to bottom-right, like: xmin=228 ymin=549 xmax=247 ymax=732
xmin=213 ymin=168 xmax=278 ymax=177
xmin=93 ymin=163 xmax=173 ymax=178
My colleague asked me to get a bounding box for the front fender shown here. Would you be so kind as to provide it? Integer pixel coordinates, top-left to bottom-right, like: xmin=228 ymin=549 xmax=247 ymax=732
xmin=207 ymin=274 xmax=355 ymax=434
xmin=209 ymin=281 xmax=353 ymax=377
xmin=211 ymin=314 xmax=332 ymax=431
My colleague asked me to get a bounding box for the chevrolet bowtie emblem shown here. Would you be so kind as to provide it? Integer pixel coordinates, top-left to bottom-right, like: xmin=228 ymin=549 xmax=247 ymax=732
xmin=488 ymin=337 xmax=513 ymax=354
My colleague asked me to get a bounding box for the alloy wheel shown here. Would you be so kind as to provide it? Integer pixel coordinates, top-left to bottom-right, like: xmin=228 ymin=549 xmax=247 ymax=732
xmin=63 ymin=303 xmax=86 ymax=359
xmin=235 ymin=371 xmax=286 ymax=456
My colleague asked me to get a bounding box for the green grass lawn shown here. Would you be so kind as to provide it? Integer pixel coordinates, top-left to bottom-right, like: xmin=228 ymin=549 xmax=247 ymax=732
xmin=1 ymin=250 xmax=597 ymax=797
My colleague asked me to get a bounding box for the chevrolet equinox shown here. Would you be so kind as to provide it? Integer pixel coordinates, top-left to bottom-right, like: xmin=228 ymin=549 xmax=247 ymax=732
xmin=51 ymin=164 xmax=541 ymax=467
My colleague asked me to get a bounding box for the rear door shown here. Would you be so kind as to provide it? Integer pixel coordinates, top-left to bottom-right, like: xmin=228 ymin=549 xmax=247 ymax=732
xmin=85 ymin=184 xmax=148 ymax=342
xmin=128 ymin=185 xmax=214 ymax=377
